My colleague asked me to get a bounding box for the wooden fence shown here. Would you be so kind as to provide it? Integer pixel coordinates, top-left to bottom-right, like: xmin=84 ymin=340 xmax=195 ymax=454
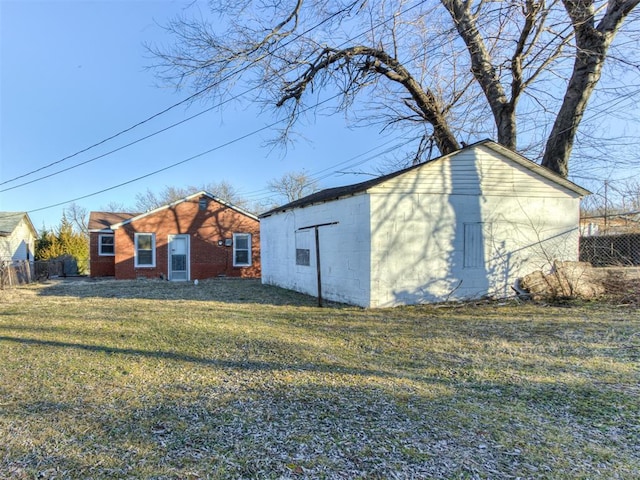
xmin=0 ymin=260 xmax=65 ymax=288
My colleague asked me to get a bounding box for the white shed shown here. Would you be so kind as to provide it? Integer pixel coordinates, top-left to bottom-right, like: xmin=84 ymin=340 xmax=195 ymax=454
xmin=0 ymin=212 xmax=37 ymax=263
xmin=259 ymin=140 xmax=590 ymax=307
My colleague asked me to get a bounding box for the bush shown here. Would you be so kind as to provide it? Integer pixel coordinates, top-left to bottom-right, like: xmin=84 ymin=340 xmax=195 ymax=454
xmin=35 ymin=215 xmax=89 ymax=275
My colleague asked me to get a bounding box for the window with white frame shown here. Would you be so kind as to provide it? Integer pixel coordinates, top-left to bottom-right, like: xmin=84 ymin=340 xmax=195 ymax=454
xmin=232 ymin=233 xmax=251 ymax=267
xmin=135 ymin=233 xmax=155 ymax=267
xmin=99 ymin=234 xmax=114 ymax=256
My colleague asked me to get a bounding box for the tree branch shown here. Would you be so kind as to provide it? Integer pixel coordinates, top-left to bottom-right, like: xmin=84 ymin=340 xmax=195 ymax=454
xmin=441 ymin=0 xmax=516 ymax=148
xmin=277 ymin=45 xmax=460 ymax=154
xmin=542 ymin=0 xmax=640 ymax=176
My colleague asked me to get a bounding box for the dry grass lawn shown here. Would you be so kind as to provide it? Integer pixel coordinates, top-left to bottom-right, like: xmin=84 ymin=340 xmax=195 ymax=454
xmin=1 ymin=278 xmax=638 ymax=479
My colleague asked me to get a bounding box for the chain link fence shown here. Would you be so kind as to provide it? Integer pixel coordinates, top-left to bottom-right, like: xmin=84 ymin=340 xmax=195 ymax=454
xmin=580 ymin=233 xmax=640 ymax=267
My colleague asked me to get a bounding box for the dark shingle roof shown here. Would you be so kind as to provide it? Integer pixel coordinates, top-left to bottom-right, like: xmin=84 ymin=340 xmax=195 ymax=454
xmin=88 ymin=212 xmax=139 ymax=231
xmin=0 ymin=212 xmax=34 ymax=236
xmin=259 ymin=139 xmax=590 ymax=218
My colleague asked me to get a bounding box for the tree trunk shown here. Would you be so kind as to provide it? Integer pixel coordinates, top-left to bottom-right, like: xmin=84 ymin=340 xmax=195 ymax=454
xmin=542 ymin=32 xmax=610 ymax=177
xmin=442 ymin=0 xmax=516 ymax=150
xmin=542 ymin=0 xmax=640 ymax=177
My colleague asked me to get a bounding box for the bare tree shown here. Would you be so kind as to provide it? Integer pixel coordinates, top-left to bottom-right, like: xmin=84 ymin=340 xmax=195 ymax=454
xmin=198 ymin=180 xmax=249 ymax=209
xmin=100 ymin=201 xmax=131 ymax=212
xmin=150 ymin=0 xmax=639 ymax=178
xmin=64 ymin=202 xmax=88 ymax=236
xmin=582 ymin=177 xmax=640 ymax=215
xmin=267 ymin=170 xmax=320 ymax=203
xmin=135 ymin=187 xmax=184 ymax=212
xmin=135 ymin=182 xmax=249 ymax=212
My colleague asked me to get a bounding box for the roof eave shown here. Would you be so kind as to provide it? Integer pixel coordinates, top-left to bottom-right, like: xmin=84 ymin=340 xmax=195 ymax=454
xmin=260 ymin=140 xmax=590 ymax=218
xmin=481 ymin=141 xmax=591 ymax=197
xmin=111 ymin=191 xmax=258 ymax=229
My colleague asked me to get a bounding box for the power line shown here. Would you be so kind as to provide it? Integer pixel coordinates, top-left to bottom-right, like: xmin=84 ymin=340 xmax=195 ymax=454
xmin=239 ymin=137 xmax=413 ymax=201
xmin=1 ymin=90 xmax=240 ymax=194
xmin=27 ymin=93 xmax=342 ymax=214
xmin=0 ymin=86 xmax=213 ymax=187
xmin=3 ymin=0 xmax=430 ymax=190
xmin=20 ymin=0 xmax=520 ymax=216
xmin=3 ymin=0 xmax=406 ymax=187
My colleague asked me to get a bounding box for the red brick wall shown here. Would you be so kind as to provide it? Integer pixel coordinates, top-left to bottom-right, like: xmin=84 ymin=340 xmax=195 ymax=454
xmin=113 ymin=196 xmax=260 ymax=280
xmin=89 ymin=232 xmax=116 ymax=277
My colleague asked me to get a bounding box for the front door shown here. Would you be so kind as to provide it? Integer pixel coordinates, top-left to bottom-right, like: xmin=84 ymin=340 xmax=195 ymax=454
xmin=168 ymin=235 xmax=189 ymax=281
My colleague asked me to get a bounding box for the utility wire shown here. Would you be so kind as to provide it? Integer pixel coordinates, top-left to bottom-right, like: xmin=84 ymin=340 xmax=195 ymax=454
xmin=3 ymin=1 xmax=428 ymax=187
xmin=0 ymin=87 xmax=212 ymax=187
xmin=21 ymin=0 xmax=512 ymax=215
xmin=239 ymin=137 xmax=413 ymax=201
xmin=1 ymin=91 xmax=239 ymax=193
xmin=27 ymin=93 xmax=342 ymax=214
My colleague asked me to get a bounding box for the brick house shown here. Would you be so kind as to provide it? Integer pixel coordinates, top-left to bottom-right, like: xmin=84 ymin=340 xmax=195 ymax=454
xmin=88 ymin=192 xmax=260 ymax=280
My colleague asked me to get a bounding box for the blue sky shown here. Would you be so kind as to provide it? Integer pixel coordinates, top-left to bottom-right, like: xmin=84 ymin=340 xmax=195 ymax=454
xmin=0 ymin=0 xmax=399 ymax=230
xmin=1 ymin=1 xmax=638 ymax=231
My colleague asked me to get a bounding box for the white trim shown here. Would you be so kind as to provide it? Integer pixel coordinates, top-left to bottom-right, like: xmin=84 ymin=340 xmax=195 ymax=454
xmin=233 ymin=233 xmax=252 ymax=267
xmin=259 ymin=140 xmax=590 ymax=218
xmin=134 ymin=233 xmax=156 ymax=268
xmin=110 ymin=191 xmax=258 ymax=229
xmin=479 ymin=142 xmax=590 ymax=196
xmin=168 ymin=234 xmax=190 ymax=281
xmin=98 ymin=234 xmax=115 ymax=256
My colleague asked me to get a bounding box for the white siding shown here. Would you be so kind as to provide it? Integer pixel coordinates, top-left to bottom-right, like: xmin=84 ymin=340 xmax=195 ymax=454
xmin=368 ymin=146 xmax=582 ymax=307
xmin=0 ymin=218 xmax=36 ymax=262
xmin=262 ymin=144 xmax=584 ymax=308
xmin=261 ymin=194 xmax=372 ymax=306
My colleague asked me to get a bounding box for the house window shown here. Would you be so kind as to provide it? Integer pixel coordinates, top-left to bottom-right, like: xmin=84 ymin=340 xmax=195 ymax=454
xmin=233 ymin=233 xmax=251 ymax=267
xmin=99 ymin=234 xmax=114 ymax=256
xmin=463 ymin=223 xmax=485 ymax=268
xmin=295 ymin=230 xmax=311 ymax=266
xmin=135 ymin=233 xmax=156 ymax=267
xmin=199 ymin=198 xmax=208 ymax=210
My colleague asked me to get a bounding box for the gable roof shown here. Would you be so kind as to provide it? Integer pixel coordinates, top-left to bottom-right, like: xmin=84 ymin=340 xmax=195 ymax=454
xmin=109 ymin=191 xmax=258 ymax=230
xmin=260 ymin=139 xmax=590 ymax=217
xmin=0 ymin=212 xmax=37 ymax=237
xmin=88 ymin=212 xmax=139 ymax=232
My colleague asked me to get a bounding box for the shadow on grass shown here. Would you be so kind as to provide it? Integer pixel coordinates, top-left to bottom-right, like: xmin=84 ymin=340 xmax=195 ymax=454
xmin=5 ymin=363 xmax=638 ymax=479
xmin=0 ymin=335 xmax=428 ymax=385
xmin=35 ymin=278 xmax=348 ymax=307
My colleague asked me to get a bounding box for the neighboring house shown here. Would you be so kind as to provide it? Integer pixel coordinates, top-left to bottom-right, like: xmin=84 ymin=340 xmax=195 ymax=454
xmin=580 ymin=211 xmax=640 ymax=236
xmin=259 ymin=140 xmax=590 ymax=307
xmin=88 ymin=191 xmax=260 ymax=280
xmin=0 ymin=212 xmax=37 ymax=263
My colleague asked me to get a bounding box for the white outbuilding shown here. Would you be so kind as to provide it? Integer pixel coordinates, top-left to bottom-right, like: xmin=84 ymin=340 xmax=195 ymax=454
xmin=259 ymin=140 xmax=590 ymax=307
xmin=0 ymin=212 xmax=37 ymax=263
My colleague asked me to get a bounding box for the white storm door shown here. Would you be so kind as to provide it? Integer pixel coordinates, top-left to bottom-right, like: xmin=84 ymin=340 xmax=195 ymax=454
xmin=168 ymin=235 xmax=189 ymax=281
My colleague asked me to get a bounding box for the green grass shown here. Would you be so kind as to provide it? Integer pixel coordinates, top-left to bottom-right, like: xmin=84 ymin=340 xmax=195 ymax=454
xmin=1 ymin=278 xmax=638 ymax=479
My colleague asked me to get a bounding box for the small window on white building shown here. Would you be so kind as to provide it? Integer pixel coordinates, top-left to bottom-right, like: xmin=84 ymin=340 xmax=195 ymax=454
xmin=99 ymin=234 xmax=115 ymax=256
xmin=295 ymin=230 xmax=311 ymax=266
xmin=233 ymin=233 xmax=251 ymax=267
xmin=135 ymin=233 xmax=156 ymax=267
xmin=463 ymin=223 xmax=485 ymax=268
xmin=296 ymin=248 xmax=310 ymax=266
